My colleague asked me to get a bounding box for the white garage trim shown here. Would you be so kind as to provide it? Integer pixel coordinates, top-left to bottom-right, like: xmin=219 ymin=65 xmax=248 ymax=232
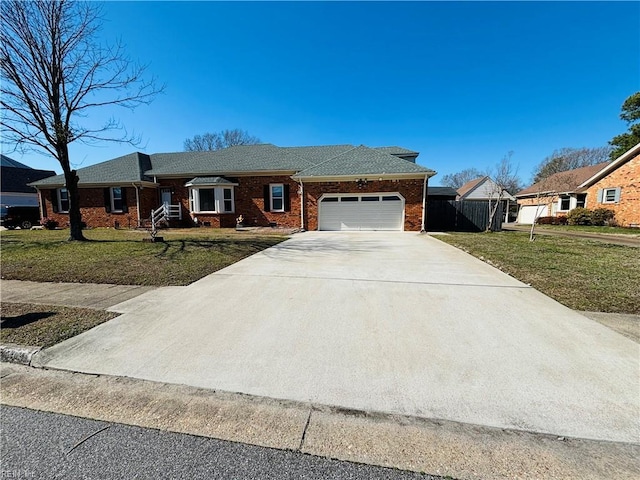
xmin=517 ymin=204 xmax=546 ymax=224
xmin=318 ymin=192 xmax=405 ymax=231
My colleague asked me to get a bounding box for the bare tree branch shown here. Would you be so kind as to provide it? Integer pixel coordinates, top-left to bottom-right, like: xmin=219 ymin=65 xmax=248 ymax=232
xmin=184 ymin=129 xmax=261 ymax=151
xmin=1 ymin=0 xmax=163 ymax=240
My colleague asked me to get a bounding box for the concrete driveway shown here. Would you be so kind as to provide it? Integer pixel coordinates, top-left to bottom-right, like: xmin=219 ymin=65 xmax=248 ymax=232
xmin=33 ymin=232 xmax=639 ymax=443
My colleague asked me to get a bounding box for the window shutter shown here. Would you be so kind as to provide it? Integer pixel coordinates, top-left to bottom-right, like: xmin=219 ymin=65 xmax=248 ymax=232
xmin=51 ymin=190 xmax=58 ymax=213
xmin=596 ymin=189 xmax=603 ymax=203
xmin=104 ymin=188 xmax=112 ymax=213
xmin=284 ymin=184 xmax=291 ymax=211
xmin=614 ymin=187 xmax=621 ymax=203
xmin=263 ymin=185 xmax=270 ymax=212
xmin=121 ymin=188 xmax=129 ymax=213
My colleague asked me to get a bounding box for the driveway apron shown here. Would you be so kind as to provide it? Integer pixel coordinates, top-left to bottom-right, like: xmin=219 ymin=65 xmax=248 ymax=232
xmin=32 ymin=232 xmax=640 ymax=443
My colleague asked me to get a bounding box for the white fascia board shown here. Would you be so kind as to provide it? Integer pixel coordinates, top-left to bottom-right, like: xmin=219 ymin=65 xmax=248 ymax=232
xmin=578 ymin=143 xmax=640 ymax=188
xmin=293 ymin=172 xmax=434 ymax=182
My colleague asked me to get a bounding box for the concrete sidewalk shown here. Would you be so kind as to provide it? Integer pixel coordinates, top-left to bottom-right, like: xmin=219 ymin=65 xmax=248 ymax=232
xmin=0 ymin=279 xmax=156 ymax=310
xmin=3 ymin=362 xmax=638 ymax=480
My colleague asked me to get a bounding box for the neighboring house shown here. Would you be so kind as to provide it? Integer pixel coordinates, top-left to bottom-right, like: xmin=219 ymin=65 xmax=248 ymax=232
xmin=456 ymin=176 xmax=516 ymax=203
xmin=456 ymin=176 xmax=516 ymax=222
xmin=29 ymin=144 xmax=436 ymax=231
xmin=1 ymin=155 xmax=56 ymax=207
xmin=579 ymin=143 xmax=640 ymax=227
xmin=515 ymin=162 xmax=610 ymax=224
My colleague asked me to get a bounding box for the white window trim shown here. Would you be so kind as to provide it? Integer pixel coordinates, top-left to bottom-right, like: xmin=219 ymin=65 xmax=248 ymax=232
xmin=111 ymin=187 xmax=124 ymax=213
xmin=189 ymin=186 xmax=235 ymax=214
xmin=602 ymin=187 xmax=618 ymax=204
xmin=57 ymin=188 xmax=69 ymax=213
xmin=558 ymin=195 xmax=572 ymax=212
xmin=270 ymin=183 xmax=285 ymax=212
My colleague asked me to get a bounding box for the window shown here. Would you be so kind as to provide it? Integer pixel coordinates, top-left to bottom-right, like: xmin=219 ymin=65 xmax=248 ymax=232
xmin=361 ymin=196 xmax=379 ymax=202
xmin=576 ymin=194 xmax=586 ymax=209
xmin=321 ymin=197 xmax=338 ymax=202
xmin=111 ymin=187 xmax=123 ymax=212
xmin=382 ymin=195 xmax=401 ymax=201
xmin=189 ymin=187 xmax=234 ymax=213
xmin=340 ymin=196 xmax=358 ymax=202
xmin=58 ymin=188 xmax=69 ymax=213
xmin=223 ymin=188 xmax=233 ymax=212
xmin=270 ymin=184 xmax=284 ymax=212
xmin=603 ymin=188 xmax=619 ymax=204
xmin=559 ymin=196 xmax=570 ymax=211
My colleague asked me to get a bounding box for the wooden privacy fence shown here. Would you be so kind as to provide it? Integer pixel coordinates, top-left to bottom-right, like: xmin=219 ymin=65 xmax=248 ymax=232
xmin=426 ymin=200 xmax=503 ymax=232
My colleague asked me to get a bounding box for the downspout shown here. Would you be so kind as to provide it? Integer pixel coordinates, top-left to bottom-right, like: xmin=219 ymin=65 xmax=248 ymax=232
xmin=133 ymin=183 xmax=141 ymax=228
xmin=420 ymin=174 xmax=429 ymax=233
xmin=297 ymin=179 xmax=305 ymax=231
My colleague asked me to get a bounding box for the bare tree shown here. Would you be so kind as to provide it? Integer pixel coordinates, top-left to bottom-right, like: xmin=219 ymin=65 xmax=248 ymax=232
xmin=439 ymin=168 xmax=482 ymax=190
xmin=485 ymin=152 xmax=520 ymax=231
xmin=532 ymin=147 xmax=611 ymax=184
xmin=1 ymin=0 xmax=162 ymax=240
xmin=184 ymin=129 xmax=261 ymax=151
xmin=526 ymin=172 xmax=576 ymax=241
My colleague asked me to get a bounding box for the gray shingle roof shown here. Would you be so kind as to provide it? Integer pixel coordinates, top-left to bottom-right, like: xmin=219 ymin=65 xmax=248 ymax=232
xmin=30 ymin=153 xmax=153 ymax=187
xmin=294 ymin=145 xmax=433 ymax=178
xmin=185 ymin=176 xmax=237 ymax=186
xmin=29 ymin=144 xmax=431 ymax=187
xmin=1 ymin=154 xmax=32 ymax=169
xmin=147 ymin=144 xmax=318 ymax=176
xmin=373 ymin=146 xmax=419 ymax=156
xmin=2 ymin=166 xmax=57 ymax=193
xmin=428 ymin=186 xmax=458 ymax=197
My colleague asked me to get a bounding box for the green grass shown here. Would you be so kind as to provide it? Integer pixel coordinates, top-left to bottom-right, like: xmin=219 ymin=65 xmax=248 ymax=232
xmin=1 ymin=302 xmax=117 ymax=348
xmin=0 ymin=228 xmax=287 ymax=286
xmin=438 ymin=231 xmax=640 ymax=314
xmin=532 ymin=225 xmax=640 ymax=235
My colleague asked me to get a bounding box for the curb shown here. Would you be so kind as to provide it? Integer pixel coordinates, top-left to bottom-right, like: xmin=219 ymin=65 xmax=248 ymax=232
xmin=0 ymin=344 xmax=41 ymax=366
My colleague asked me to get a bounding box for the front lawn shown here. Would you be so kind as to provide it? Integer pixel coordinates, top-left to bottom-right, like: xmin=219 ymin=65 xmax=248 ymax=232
xmin=0 ymin=228 xmax=288 ymax=286
xmin=531 ymin=225 xmax=640 ymax=236
xmin=437 ymin=231 xmax=640 ymax=314
xmin=0 ymin=302 xmax=117 ymax=348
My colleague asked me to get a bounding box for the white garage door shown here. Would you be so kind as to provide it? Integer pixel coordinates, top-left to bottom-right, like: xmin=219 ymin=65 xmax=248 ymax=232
xmin=517 ymin=205 xmax=545 ymax=224
xmin=318 ymin=193 xmax=404 ymax=231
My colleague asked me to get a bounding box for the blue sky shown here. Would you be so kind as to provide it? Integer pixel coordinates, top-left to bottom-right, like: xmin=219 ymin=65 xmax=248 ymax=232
xmin=3 ymin=1 xmax=639 ymax=185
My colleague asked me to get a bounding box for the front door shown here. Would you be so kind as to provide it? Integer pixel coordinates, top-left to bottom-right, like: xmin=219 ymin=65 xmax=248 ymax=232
xmin=160 ymin=188 xmax=171 ymax=207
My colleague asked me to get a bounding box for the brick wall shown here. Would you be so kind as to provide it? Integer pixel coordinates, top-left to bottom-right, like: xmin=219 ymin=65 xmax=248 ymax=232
xmin=584 ymin=152 xmax=640 ymax=227
xmin=38 ymin=176 xmax=427 ymax=231
xmin=40 ymin=187 xmax=155 ymax=228
xmin=303 ymin=179 xmax=425 ymax=231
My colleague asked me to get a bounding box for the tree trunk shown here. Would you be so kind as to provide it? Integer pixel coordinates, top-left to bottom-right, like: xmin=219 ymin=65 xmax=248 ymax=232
xmin=58 ymin=145 xmax=86 ymax=241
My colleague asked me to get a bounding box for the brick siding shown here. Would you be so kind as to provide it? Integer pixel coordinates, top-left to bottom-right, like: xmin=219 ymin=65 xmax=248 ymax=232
xmin=39 ymin=176 xmax=426 ymax=231
xmin=584 ymin=152 xmax=640 ymax=227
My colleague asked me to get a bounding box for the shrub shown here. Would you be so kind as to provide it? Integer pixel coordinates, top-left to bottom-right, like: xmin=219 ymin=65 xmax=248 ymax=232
xmin=591 ymin=208 xmax=615 ymax=226
xmin=536 ymin=216 xmax=568 ymax=225
xmin=41 ymin=217 xmax=58 ymax=230
xmin=567 ymin=207 xmax=592 ymax=226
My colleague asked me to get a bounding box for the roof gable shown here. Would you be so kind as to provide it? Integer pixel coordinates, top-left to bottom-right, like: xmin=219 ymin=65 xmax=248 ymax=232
xmin=578 ymin=143 xmax=640 ymax=188
xmin=456 ymin=177 xmax=488 ymax=198
xmin=516 ymin=161 xmax=611 ymax=197
xmin=294 ymin=145 xmax=433 ymax=178
xmin=30 ymin=152 xmax=152 ymax=187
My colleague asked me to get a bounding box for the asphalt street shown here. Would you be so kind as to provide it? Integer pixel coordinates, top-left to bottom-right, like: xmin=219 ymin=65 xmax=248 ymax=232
xmin=0 ymin=405 xmax=439 ymax=480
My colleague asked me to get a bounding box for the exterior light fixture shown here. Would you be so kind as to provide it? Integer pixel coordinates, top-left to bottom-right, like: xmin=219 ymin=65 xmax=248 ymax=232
xmin=356 ymin=178 xmax=368 ymax=189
